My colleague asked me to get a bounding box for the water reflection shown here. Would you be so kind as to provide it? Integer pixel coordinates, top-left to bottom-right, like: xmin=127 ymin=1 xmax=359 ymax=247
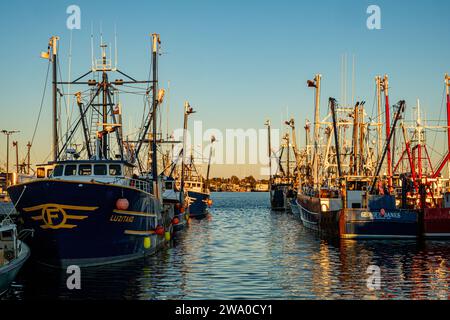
xmin=3 ymin=192 xmax=450 ymax=300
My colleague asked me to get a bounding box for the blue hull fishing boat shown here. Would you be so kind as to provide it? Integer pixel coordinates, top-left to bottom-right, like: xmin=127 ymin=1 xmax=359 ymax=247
xmin=266 ymin=119 xmax=298 ymax=212
xmin=176 ymin=103 xmax=214 ymax=220
xmin=8 ymin=163 xmax=168 ymax=267
xmin=186 ymin=189 xmax=210 ymax=219
xmin=7 ymin=34 xmax=173 ymax=267
xmin=339 ymin=195 xmax=418 ymax=239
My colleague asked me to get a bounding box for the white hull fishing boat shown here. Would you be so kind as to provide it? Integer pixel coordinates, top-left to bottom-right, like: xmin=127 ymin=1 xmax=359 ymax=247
xmin=0 ymin=218 xmax=30 ymax=296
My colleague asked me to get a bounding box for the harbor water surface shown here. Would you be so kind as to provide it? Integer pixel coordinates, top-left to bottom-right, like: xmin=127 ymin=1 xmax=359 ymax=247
xmin=3 ymin=192 xmax=450 ymax=300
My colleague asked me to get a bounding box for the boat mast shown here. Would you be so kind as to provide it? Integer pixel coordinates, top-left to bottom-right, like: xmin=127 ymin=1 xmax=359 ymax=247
xmin=205 ymin=136 xmax=216 ymax=191
xmin=445 ymin=74 xmax=450 ymax=179
xmin=381 ymin=75 xmax=393 ymax=191
xmin=265 ymin=120 xmax=272 ymax=183
xmin=350 ymin=102 xmax=360 ymax=175
xmin=370 ymin=100 xmax=406 ymax=193
xmin=101 ymin=44 xmax=109 ymax=159
xmin=286 ymin=119 xmax=301 ymax=177
xmin=308 ymin=74 xmax=321 ymax=190
xmin=180 ymin=102 xmax=194 ymax=201
xmin=50 ymin=36 xmax=60 ymax=162
xmin=330 ymin=98 xmax=342 ymax=178
xmin=358 ymin=102 xmax=366 ymax=175
xmin=376 ymin=76 xmax=382 ymax=165
xmin=286 ymin=133 xmax=290 ymax=180
xmin=151 ymin=34 xmax=160 ymax=185
xmin=431 ymin=73 xmax=450 ymax=178
xmin=26 ymin=142 xmax=31 ymax=175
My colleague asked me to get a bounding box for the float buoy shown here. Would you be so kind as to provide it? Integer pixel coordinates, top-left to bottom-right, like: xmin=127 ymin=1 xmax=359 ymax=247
xmin=380 ymin=208 xmax=385 ymax=217
xmin=172 ymin=217 xmax=180 ymax=225
xmin=165 ymin=231 xmax=171 ymax=241
xmin=116 ymin=198 xmax=129 ymax=210
xmin=144 ymin=237 xmax=151 ymax=249
xmin=155 ymin=225 xmax=165 ymax=236
xmin=207 ymin=199 xmax=213 ymax=207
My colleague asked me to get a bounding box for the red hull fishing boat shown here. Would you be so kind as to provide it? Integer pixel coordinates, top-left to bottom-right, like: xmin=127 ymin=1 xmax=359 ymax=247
xmin=392 ymin=74 xmax=450 ymax=238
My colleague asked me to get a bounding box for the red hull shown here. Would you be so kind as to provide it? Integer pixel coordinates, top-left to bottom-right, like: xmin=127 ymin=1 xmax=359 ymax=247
xmin=423 ymin=208 xmax=450 ymax=237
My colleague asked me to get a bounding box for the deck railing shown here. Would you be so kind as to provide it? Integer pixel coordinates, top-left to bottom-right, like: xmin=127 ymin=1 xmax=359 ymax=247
xmin=113 ymin=177 xmax=152 ymax=194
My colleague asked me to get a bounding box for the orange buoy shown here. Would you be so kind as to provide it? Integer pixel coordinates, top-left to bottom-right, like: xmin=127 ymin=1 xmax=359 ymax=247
xmin=116 ymin=198 xmax=129 ymax=210
xmin=172 ymin=217 xmax=180 ymax=225
xmin=155 ymin=225 xmax=165 ymax=236
xmin=207 ymin=199 xmax=213 ymax=207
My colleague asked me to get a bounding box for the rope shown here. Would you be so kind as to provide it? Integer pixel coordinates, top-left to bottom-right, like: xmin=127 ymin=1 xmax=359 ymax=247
xmin=1 ymin=186 xmax=27 ymax=226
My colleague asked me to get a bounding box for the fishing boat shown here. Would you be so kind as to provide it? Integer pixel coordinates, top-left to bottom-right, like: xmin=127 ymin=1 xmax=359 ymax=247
xmin=0 ymin=219 xmax=30 ymax=295
xmin=339 ymin=180 xmax=418 ymax=239
xmin=176 ymin=103 xmax=213 ymax=219
xmin=296 ymin=73 xmax=420 ymax=238
xmin=7 ymin=34 xmax=174 ymax=267
xmin=162 ymin=176 xmax=189 ymax=232
xmin=265 ymin=121 xmax=297 ymax=212
xmin=391 ymin=75 xmax=450 ymax=238
xmin=295 ymin=76 xmax=344 ymax=234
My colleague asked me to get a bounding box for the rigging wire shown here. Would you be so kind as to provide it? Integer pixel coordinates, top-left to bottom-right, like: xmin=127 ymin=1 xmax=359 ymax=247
xmin=30 ymin=60 xmax=51 ymax=146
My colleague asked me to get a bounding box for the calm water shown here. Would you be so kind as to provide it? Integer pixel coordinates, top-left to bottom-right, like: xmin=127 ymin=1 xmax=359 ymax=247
xmin=3 ymin=192 xmax=450 ymax=300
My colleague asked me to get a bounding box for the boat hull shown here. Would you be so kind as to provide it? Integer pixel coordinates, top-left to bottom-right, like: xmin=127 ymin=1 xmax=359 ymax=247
xmin=7 ymin=180 xmax=168 ymax=268
xmin=186 ymin=190 xmax=210 ymax=219
xmin=340 ymin=209 xmax=418 ymax=239
xmin=270 ymin=185 xmax=289 ymax=211
xmin=297 ymin=194 xmax=341 ymax=236
xmin=163 ymin=198 xmax=188 ymax=232
xmin=422 ymin=207 xmax=450 ymax=238
xmin=0 ymin=241 xmax=30 ymax=296
xmin=290 ymin=199 xmax=301 ymax=219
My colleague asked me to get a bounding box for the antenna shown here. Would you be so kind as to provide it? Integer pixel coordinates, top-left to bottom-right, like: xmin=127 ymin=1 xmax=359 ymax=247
xmin=344 ymin=53 xmax=347 ymax=107
xmin=90 ymin=22 xmax=94 ymax=70
xmin=114 ymin=24 xmax=118 ymax=69
xmin=67 ymin=29 xmax=73 ymax=136
xmin=100 ymin=21 xmax=103 ymax=46
xmin=352 ymin=54 xmax=355 ymax=106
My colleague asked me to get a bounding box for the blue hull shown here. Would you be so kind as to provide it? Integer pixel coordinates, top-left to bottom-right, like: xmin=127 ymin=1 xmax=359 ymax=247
xmin=186 ymin=190 xmax=210 ymax=219
xmin=270 ymin=185 xmax=288 ymax=211
xmin=340 ymin=209 xmax=419 ymax=239
xmin=7 ymin=180 xmax=168 ymax=267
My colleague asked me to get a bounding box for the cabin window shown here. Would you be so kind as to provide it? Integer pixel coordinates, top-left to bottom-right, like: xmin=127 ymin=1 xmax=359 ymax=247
xmin=37 ymin=168 xmax=46 ymax=178
xmin=109 ymin=165 xmax=122 ymax=176
xmin=79 ymin=165 xmax=92 ymax=176
xmin=352 ymin=203 xmax=362 ymax=209
xmin=53 ymin=165 xmax=64 ymax=177
xmin=0 ymin=230 xmax=13 ymax=240
xmin=64 ymin=165 xmax=77 ymax=176
xmin=165 ymin=181 xmax=173 ymax=190
xmin=94 ymin=165 xmax=107 ymax=175
xmin=47 ymin=169 xmax=53 ymax=177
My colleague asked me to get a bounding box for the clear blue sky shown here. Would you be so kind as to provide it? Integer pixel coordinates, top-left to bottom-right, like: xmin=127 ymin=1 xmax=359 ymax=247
xmin=0 ymin=0 xmax=449 ymax=177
